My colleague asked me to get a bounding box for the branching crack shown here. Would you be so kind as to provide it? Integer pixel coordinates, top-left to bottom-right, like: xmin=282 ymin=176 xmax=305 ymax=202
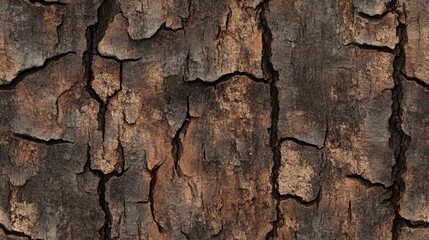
xmin=84 ymin=143 xmax=126 ymax=240
xmin=83 ymin=0 xmax=119 ymax=140
xmin=391 ymin=216 xmax=429 ymax=235
xmin=81 ymin=2 xmax=122 ymax=239
xmin=0 ymin=52 xmax=75 ymax=90
xmin=401 ymin=72 xmax=429 ymax=91
xmin=389 ymin=2 xmax=412 ymax=239
xmin=94 ymin=52 xmax=142 ymax=64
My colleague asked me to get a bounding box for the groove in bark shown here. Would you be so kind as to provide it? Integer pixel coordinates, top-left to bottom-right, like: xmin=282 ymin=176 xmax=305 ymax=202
xmin=29 ymin=0 xmax=67 ymax=6
xmin=83 ymin=0 xmax=119 ymax=138
xmin=82 ymin=1 xmax=122 ymax=238
xmin=149 ymin=163 xmax=165 ymax=234
xmin=0 ymin=52 xmax=75 ymax=91
xmin=389 ymin=2 xmax=412 ymax=239
xmin=0 ymin=223 xmax=32 ymax=240
xmin=171 ymin=97 xmax=191 ymax=177
xmin=259 ymin=1 xmax=282 ymax=239
xmin=14 ymin=133 xmax=73 ymax=145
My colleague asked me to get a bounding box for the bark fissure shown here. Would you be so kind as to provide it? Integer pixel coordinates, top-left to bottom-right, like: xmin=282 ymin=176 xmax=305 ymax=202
xmin=0 ymin=52 xmax=75 ymax=90
xmin=279 ymin=190 xmax=321 ymax=206
xmin=259 ymin=0 xmax=282 ymax=239
xmin=81 ymin=3 xmax=122 ymax=238
xmin=4 ymin=0 xmax=429 ymax=238
xmin=279 ymin=137 xmax=322 ymax=150
xmin=97 ymin=173 xmax=113 ymax=240
xmin=347 ymin=174 xmax=389 ymax=189
xmin=28 ymin=0 xmax=66 ymax=6
xmin=354 ymin=1 xmax=397 ymax=20
xmin=0 ymin=223 xmax=32 ymax=240
xmin=401 ymin=218 xmax=429 ymax=229
xmin=344 ymin=42 xmax=395 ymax=53
xmin=401 ymin=72 xmax=429 ymax=91
xmin=14 ymin=133 xmax=73 ymax=145
xmin=84 ymin=144 xmax=113 ymax=240
xmin=149 ymin=163 xmax=165 ymax=234
xmin=172 ymin=97 xmax=191 ymax=177
xmin=389 ymin=3 xmax=412 ymax=239
xmin=83 ymin=0 xmax=119 ymax=139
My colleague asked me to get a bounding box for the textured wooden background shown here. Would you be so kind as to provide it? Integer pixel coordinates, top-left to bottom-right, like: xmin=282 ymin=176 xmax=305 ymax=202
xmin=0 ymin=0 xmax=428 ymax=239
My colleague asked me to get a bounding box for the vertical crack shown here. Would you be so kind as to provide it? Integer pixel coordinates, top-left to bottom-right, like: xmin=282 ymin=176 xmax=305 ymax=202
xmin=149 ymin=163 xmax=165 ymax=234
xmin=82 ymin=1 xmax=120 ymax=239
xmin=172 ymin=97 xmax=191 ymax=177
xmin=259 ymin=0 xmax=282 ymax=239
xmin=83 ymin=142 xmax=126 ymax=240
xmin=83 ymin=0 xmax=119 ymax=139
xmin=82 ymin=144 xmax=113 ymax=240
xmin=97 ymin=172 xmax=113 ymax=240
xmin=389 ymin=2 xmax=411 ymax=239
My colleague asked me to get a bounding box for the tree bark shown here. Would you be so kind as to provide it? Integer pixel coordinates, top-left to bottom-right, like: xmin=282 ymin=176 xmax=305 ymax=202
xmin=0 ymin=0 xmax=428 ymax=239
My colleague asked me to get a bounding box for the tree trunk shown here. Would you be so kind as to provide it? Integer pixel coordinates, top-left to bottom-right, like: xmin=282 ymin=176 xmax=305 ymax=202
xmin=0 ymin=0 xmax=428 ymax=239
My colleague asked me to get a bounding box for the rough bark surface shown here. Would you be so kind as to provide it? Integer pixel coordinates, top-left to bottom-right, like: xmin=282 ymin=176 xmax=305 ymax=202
xmin=0 ymin=0 xmax=428 ymax=239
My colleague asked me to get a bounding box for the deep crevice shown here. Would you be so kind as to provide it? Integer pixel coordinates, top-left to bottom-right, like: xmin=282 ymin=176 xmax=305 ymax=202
xmin=85 ymin=145 xmax=113 ymax=240
xmin=97 ymin=173 xmax=113 ymax=240
xmin=84 ymin=143 xmax=126 ymax=240
xmin=259 ymin=0 xmax=282 ymax=239
xmin=83 ymin=0 xmax=120 ymax=139
xmin=389 ymin=2 xmax=412 ymax=239
xmin=82 ymin=2 xmax=121 ymax=239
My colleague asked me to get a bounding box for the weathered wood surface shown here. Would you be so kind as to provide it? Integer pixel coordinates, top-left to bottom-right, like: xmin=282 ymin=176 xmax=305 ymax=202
xmin=1 ymin=0 xmax=428 ymax=239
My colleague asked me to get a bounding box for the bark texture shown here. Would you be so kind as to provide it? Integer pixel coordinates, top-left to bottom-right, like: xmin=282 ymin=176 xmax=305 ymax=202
xmin=0 ymin=0 xmax=428 ymax=239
